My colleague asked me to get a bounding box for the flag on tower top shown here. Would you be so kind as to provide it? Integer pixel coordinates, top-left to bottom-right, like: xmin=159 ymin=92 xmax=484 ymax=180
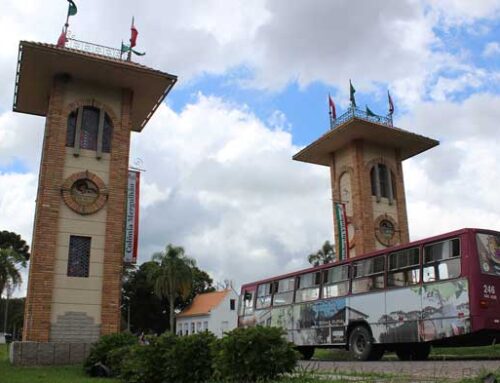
xmin=328 ymin=94 xmax=336 ymax=129
xmin=388 ymin=90 xmax=395 ymax=115
xmin=328 ymin=94 xmax=336 ymax=119
xmin=366 ymin=105 xmax=376 ymax=117
xmin=130 ymin=18 xmax=138 ymax=48
xmin=67 ymin=0 xmax=77 ymax=17
xmin=349 ymin=80 xmax=356 ymax=108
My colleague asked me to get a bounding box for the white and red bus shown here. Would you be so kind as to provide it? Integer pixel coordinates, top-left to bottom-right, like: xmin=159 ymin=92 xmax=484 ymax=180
xmin=238 ymin=228 xmax=500 ymax=360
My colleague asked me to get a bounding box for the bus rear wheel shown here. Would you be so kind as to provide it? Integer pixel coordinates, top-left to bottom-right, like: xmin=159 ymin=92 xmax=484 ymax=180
xmin=396 ymin=343 xmax=431 ymax=361
xmin=349 ymin=325 xmax=383 ymax=361
xmin=297 ymin=346 xmax=315 ymax=360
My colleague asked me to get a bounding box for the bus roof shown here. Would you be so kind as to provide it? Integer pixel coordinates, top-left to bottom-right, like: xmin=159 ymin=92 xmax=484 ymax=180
xmin=240 ymin=227 xmax=499 ymax=290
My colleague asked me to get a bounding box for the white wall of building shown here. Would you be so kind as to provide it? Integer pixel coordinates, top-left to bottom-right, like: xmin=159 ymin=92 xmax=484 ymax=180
xmin=176 ymin=289 xmax=239 ymax=338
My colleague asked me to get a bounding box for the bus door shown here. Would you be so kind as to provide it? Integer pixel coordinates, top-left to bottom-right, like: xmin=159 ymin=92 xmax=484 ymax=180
xmin=474 ymin=232 xmax=500 ymax=331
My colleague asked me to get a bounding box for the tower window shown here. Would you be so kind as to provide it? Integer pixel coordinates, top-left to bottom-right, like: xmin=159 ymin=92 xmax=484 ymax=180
xmin=370 ymin=163 xmax=396 ymax=202
xmin=66 ymin=106 xmax=113 ymax=156
xmin=67 ymin=235 xmax=91 ymax=278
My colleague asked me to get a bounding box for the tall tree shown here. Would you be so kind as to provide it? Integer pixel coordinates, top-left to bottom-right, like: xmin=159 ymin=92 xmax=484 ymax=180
xmin=147 ymin=244 xmax=195 ymax=333
xmin=0 ymin=231 xmax=30 ymax=261
xmin=0 ymin=231 xmax=29 ymax=334
xmin=122 ymin=262 xmax=215 ymax=334
xmin=308 ymin=241 xmax=335 ymax=267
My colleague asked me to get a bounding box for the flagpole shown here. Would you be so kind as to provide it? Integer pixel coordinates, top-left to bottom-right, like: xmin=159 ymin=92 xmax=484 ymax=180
xmin=127 ymin=17 xmax=134 ymax=61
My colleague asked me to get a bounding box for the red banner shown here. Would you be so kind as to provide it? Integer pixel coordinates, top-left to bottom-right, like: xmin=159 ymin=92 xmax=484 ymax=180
xmin=124 ymin=170 xmax=140 ymax=263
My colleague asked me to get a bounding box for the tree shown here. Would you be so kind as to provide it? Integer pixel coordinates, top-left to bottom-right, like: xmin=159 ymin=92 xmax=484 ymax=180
xmin=176 ymin=266 xmax=215 ymax=311
xmin=122 ymin=261 xmax=169 ymax=334
xmin=122 ymin=262 xmax=215 ymax=334
xmin=147 ymin=244 xmax=195 ymax=333
xmin=0 ymin=231 xmax=30 ymax=261
xmin=308 ymin=241 xmax=335 ymax=267
xmin=0 ymin=231 xmax=29 ymax=334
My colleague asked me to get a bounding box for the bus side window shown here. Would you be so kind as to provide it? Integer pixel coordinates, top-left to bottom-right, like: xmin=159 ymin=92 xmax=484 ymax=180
xmin=256 ymin=283 xmax=273 ymax=309
xmin=388 ymin=247 xmax=420 ymax=287
xmin=242 ymin=290 xmax=254 ymax=315
xmin=273 ymin=277 xmax=295 ymax=306
xmin=323 ymin=264 xmax=349 ymax=298
xmin=296 ymin=271 xmax=321 ymax=303
xmin=423 ymin=238 xmax=461 ymax=283
xmin=352 ymin=255 xmax=385 ymax=294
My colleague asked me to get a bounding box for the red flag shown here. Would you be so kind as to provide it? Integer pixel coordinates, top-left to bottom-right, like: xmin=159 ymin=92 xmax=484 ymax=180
xmin=57 ymin=29 xmax=67 ymax=48
xmin=388 ymin=90 xmax=395 ymax=115
xmin=329 ymin=94 xmax=336 ymax=119
xmin=130 ymin=20 xmax=138 ymax=48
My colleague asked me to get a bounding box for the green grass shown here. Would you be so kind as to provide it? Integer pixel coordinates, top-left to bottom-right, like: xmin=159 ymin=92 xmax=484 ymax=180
xmin=0 ymin=344 xmax=118 ymax=383
xmin=313 ymin=343 xmax=500 ymax=361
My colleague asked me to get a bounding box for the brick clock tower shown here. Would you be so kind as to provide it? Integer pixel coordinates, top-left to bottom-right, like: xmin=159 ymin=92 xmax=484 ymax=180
xmin=294 ymin=108 xmax=438 ymax=259
xmin=13 ymin=41 xmax=176 ymax=343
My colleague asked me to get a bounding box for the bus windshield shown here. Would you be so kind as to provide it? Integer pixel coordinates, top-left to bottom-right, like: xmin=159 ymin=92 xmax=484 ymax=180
xmin=477 ymin=232 xmax=500 ymax=276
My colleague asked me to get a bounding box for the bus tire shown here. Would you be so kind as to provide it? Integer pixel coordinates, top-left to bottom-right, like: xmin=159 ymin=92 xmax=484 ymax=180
xmin=349 ymin=325 xmax=376 ymax=361
xmin=297 ymin=346 xmax=315 ymax=360
xmin=413 ymin=343 xmax=431 ymax=360
xmin=395 ymin=347 xmax=412 ymax=361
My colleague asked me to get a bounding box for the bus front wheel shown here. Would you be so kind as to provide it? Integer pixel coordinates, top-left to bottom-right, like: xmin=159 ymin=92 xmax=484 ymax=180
xmin=348 ymin=325 xmax=383 ymax=361
xmin=396 ymin=343 xmax=431 ymax=361
xmin=297 ymin=346 xmax=315 ymax=360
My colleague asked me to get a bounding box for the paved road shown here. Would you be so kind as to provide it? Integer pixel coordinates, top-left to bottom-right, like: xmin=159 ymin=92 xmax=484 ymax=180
xmin=299 ymin=360 xmax=500 ymax=381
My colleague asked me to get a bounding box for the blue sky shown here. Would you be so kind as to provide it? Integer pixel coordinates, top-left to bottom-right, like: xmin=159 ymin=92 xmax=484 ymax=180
xmin=1 ymin=0 xmax=499 ymax=291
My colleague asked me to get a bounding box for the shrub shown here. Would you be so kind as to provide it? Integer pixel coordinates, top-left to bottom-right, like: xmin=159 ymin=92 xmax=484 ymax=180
xmin=106 ymin=346 xmax=130 ymax=377
xmin=84 ymin=332 xmax=137 ymax=374
xmin=120 ymin=332 xmax=177 ymax=383
xmin=213 ymin=326 xmax=298 ymax=382
xmin=171 ymin=331 xmax=217 ymax=383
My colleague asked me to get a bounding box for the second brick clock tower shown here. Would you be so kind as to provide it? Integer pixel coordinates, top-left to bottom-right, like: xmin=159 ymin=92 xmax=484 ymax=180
xmin=294 ymin=109 xmax=438 ymax=259
xmin=14 ymin=41 xmax=176 ymax=342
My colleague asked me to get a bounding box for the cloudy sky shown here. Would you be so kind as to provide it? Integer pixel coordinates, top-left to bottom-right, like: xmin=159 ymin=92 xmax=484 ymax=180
xmin=1 ymin=0 xmax=499 ymax=294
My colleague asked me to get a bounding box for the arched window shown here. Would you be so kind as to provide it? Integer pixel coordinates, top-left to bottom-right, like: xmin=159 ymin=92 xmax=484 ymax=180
xmin=370 ymin=163 xmax=396 ymax=203
xmin=66 ymin=106 xmax=113 ymax=157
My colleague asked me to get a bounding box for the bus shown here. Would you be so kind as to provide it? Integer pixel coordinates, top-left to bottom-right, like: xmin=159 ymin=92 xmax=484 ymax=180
xmin=238 ymin=228 xmax=500 ymax=361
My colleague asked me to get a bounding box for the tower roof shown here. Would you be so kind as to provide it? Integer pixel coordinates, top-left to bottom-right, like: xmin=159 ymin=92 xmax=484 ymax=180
xmin=13 ymin=41 xmax=177 ymax=132
xmin=293 ymin=115 xmax=439 ymax=166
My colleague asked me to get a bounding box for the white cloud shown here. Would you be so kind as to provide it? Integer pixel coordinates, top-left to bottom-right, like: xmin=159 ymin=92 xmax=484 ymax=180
xmin=425 ymin=0 xmax=500 ymax=26
xmin=483 ymin=41 xmax=500 ymax=57
xmin=399 ymin=94 xmax=500 ymax=239
xmin=131 ymin=96 xmax=332 ymax=285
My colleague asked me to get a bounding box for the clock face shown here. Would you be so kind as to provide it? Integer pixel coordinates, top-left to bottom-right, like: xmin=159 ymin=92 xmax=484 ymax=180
xmin=61 ymin=171 xmax=108 ymax=215
xmin=374 ymin=215 xmax=397 ymax=246
xmin=380 ymin=219 xmax=395 ymax=239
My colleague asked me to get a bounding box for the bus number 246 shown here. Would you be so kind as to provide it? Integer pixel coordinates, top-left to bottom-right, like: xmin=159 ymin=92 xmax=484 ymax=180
xmin=483 ymin=284 xmax=496 ymax=298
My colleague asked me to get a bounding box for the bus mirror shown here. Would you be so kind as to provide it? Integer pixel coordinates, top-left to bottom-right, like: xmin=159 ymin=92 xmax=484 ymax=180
xmin=244 ymin=292 xmax=252 ymax=300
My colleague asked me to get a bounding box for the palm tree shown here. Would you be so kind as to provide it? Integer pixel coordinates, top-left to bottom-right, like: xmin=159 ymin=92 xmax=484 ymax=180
xmin=0 ymin=248 xmax=26 ymax=333
xmin=308 ymin=241 xmax=336 ymax=267
xmin=147 ymin=244 xmax=195 ymax=333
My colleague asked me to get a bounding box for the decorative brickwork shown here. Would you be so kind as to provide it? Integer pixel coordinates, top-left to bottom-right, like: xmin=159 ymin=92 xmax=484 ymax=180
xmin=61 ymin=170 xmax=108 ymax=215
xmin=329 ymin=140 xmax=410 ymax=259
xmin=100 ymin=89 xmax=133 ymax=335
xmin=23 ymin=78 xmax=67 ymax=342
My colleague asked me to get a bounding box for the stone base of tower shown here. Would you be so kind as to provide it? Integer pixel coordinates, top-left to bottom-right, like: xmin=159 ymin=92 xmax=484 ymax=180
xmin=9 ymin=341 xmax=93 ymax=366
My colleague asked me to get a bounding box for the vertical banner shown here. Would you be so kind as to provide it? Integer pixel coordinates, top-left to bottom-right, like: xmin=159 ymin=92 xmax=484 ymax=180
xmin=334 ymin=202 xmax=349 ymax=261
xmin=124 ymin=170 xmax=140 ymax=263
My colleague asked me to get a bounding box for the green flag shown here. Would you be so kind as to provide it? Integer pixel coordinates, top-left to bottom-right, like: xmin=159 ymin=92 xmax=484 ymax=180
xmin=349 ymin=80 xmax=356 ymax=107
xmin=67 ymin=0 xmax=77 ymax=16
xmin=366 ymin=105 xmax=376 ymax=117
xmin=121 ymin=43 xmax=146 ymax=56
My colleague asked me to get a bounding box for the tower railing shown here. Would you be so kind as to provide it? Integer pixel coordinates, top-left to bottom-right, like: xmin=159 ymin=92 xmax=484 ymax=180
xmin=331 ymin=106 xmax=393 ymax=130
xmin=65 ymin=38 xmax=123 ymax=60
